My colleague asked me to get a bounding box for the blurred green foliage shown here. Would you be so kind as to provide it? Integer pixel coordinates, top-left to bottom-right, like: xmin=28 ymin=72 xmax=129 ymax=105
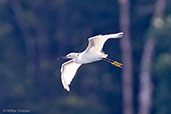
xmin=0 ymin=0 xmax=170 ymax=114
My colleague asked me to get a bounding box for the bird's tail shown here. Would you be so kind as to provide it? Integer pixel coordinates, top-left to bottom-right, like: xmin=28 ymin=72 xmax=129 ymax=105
xmin=103 ymin=32 xmax=123 ymax=39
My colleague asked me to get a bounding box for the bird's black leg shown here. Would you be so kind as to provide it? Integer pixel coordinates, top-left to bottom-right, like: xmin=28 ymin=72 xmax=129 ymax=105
xmin=102 ymin=58 xmax=123 ymax=68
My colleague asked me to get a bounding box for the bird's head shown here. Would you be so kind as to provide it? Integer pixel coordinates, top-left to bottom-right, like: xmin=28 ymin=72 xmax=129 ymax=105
xmin=57 ymin=52 xmax=79 ymax=60
xmin=66 ymin=52 xmax=79 ymax=59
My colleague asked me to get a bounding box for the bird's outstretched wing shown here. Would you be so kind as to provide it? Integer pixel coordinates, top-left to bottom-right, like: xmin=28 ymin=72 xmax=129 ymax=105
xmin=61 ymin=60 xmax=81 ymax=91
xmin=85 ymin=32 xmax=123 ymax=53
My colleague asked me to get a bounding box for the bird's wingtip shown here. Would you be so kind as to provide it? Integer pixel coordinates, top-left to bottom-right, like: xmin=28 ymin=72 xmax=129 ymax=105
xmin=118 ymin=32 xmax=123 ymax=35
xmin=117 ymin=32 xmax=124 ymax=38
xmin=61 ymin=73 xmax=70 ymax=92
xmin=62 ymin=79 xmax=70 ymax=92
xmin=65 ymin=86 xmax=70 ymax=91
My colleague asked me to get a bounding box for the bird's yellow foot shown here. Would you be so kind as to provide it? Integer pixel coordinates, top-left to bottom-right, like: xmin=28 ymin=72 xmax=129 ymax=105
xmin=112 ymin=61 xmax=123 ymax=68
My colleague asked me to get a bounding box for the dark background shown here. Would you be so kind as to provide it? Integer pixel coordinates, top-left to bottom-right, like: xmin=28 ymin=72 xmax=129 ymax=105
xmin=0 ymin=0 xmax=170 ymax=114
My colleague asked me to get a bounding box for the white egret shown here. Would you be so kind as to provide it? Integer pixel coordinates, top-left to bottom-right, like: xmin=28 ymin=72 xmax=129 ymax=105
xmin=58 ymin=32 xmax=123 ymax=91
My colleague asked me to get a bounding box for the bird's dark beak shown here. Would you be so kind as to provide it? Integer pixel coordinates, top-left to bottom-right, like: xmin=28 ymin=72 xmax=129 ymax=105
xmin=57 ymin=56 xmax=67 ymax=60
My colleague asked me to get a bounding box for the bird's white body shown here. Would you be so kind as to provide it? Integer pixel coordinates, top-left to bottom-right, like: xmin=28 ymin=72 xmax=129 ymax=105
xmin=60 ymin=32 xmax=123 ymax=91
xmin=75 ymin=51 xmax=106 ymax=64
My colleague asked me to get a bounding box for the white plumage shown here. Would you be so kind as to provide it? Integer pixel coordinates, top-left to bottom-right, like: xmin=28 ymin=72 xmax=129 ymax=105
xmin=60 ymin=32 xmax=123 ymax=91
xmin=61 ymin=60 xmax=81 ymax=91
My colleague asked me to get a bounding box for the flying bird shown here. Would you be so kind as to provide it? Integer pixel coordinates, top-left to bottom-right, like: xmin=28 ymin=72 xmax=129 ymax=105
xmin=58 ymin=32 xmax=123 ymax=91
